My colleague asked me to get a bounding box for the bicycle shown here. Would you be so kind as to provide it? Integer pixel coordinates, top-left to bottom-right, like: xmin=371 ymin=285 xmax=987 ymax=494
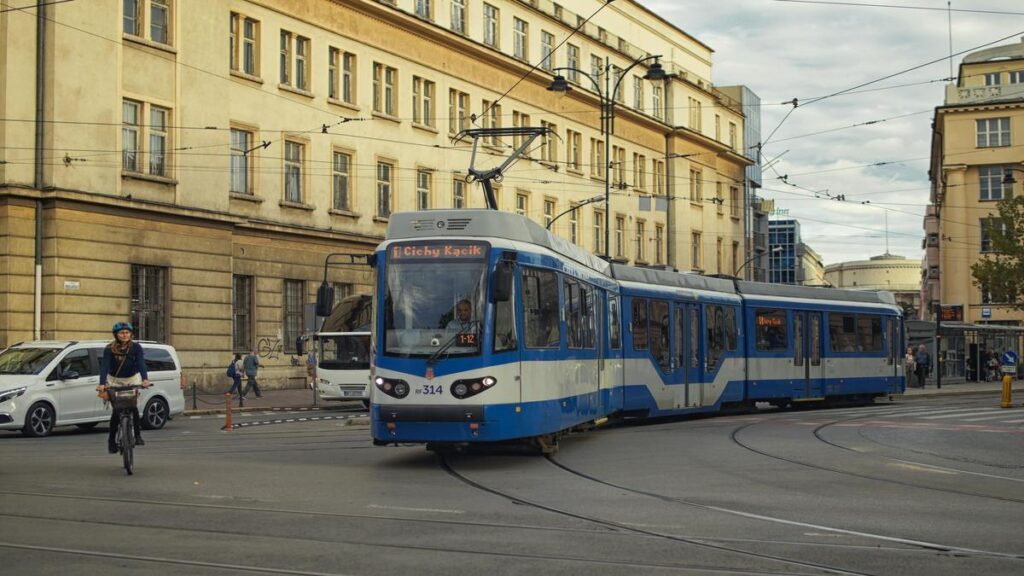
xmin=107 ymin=384 xmax=145 ymax=475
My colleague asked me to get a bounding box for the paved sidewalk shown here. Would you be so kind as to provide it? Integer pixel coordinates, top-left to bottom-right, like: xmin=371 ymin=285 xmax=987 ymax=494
xmin=183 ymin=379 xmax=1024 ymax=416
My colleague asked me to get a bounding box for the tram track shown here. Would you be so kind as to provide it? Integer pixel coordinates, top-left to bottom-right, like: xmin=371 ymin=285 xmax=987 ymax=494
xmin=438 ymin=454 xmax=885 ymax=576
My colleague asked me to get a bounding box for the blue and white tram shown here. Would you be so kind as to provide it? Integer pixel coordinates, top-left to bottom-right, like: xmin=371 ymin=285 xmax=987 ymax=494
xmin=368 ymin=210 xmax=904 ymax=450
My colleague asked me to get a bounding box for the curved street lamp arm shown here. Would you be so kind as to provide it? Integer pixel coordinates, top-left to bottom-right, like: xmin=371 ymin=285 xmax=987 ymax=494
xmin=551 ymin=66 xmax=602 ymax=94
xmin=546 ymin=195 xmax=607 ymax=230
xmin=610 ymin=54 xmax=663 ymax=103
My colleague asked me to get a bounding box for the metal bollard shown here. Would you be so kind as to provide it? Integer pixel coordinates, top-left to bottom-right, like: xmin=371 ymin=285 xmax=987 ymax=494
xmin=1001 ymin=374 xmax=1013 ymax=408
xmin=191 ymin=383 xmax=198 ymax=410
xmin=222 ymin=393 xmax=233 ymax=431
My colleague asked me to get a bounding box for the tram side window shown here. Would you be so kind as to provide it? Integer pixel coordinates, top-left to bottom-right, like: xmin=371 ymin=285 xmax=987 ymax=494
xmin=857 ymin=314 xmax=883 ymax=353
xmin=706 ymin=305 xmax=727 ymax=370
xmin=608 ymin=295 xmax=621 ymax=349
xmin=522 ymin=267 xmax=560 ymax=348
xmin=755 ymin=309 xmax=788 ymax=352
xmin=829 ymin=314 xmax=857 ymax=352
xmin=493 ymin=281 xmax=517 ymax=353
xmin=632 ymin=298 xmax=648 ymax=350
xmin=723 ymin=306 xmax=737 ymax=351
xmin=580 ymin=283 xmax=596 ymax=349
xmin=650 ymin=300 xmax=670 ymax=372
xmin=564 ymin=279 xmax=581 ymax=348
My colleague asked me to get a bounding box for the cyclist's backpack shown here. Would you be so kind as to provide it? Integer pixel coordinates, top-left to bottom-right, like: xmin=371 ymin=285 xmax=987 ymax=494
xmin=226 ymin=361 xmax=237 ymax=378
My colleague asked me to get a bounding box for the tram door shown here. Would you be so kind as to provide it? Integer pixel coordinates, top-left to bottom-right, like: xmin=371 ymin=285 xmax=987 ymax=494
xmin=794 ymin=311 xmax=824 ymax=398
xmin=606 ymin=294 xmax=624 ymax=412
xmin=674 ymin=303 xmax=703 ymax=407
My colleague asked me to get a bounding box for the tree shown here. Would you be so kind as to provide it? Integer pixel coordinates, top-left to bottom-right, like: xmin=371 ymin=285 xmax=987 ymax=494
xmin=971 ymin=195 xmax=1024 ymax=311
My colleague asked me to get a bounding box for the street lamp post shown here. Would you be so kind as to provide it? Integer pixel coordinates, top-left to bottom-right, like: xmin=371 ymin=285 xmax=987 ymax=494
xmin=548 ymin=55 xmax=667 ymax=259
xmin=734 ymin=245 xmax=781 ymax=277
xmin=546 ymin=194 xmax=605 ymax=230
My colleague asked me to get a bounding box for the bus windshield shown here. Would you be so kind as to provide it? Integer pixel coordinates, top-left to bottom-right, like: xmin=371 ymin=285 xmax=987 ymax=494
xmin=383 ymin=241 xmax=488 ymax=357
xmin=319 ymin=334 xmax=370 ymax=370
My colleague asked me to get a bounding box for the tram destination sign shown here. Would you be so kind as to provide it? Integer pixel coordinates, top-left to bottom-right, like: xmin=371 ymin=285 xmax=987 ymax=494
xmin=940 ymin=305 xmax=963 ymax=322
xmin=389 ymin=241 xmax=488 ymax=262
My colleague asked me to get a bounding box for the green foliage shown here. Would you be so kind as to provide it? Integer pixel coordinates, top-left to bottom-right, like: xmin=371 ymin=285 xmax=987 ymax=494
xmin=970 ymin=196 xmax=1024 ymax=310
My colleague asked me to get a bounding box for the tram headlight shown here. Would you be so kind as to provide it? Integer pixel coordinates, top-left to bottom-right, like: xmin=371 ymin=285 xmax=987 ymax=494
xmin=450 ymin=376 xmax=497 ymax=400
xmin=375 ymin=376 xmax=410 ymax=399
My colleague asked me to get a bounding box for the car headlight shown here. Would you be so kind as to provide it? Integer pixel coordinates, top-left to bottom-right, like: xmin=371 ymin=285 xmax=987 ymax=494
xmin=0 ymin=386 xmax=28 ymax=404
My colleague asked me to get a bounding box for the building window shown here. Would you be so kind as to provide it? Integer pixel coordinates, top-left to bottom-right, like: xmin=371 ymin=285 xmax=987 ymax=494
xmin=328 ymin=47 xmax=339 ymax=100
xmin=453 ymin=178 xmax=465 ymax=208
xmin=415 ymin=0 xmax=432 ymax=20
xmin=333 ymin=151 xmax=351 ymax=211
xmin=716 ymin=237 xmax=724 ymax=273
xmin=230 ymin=14 xmax=260 ymax=76
xmin=715 ymin=114 xmax=721 ymax=141
xmin=1010 ymin=71 xmax=1024 ymax=84
xmin=342 ymin=53 xmax=355 ymax=104
xmin=543 ymin=198 xmax=555 ymax=228
xmin=284 ymin=141 xmax=304 ymax=203
xmin=613 ymin=146 xmax=626 ymax=186
xmin=279 ymin=31 xmax=292 ymax=85
xmin=716 ymin=183 xmax=725 ymax=214
xmin=655 ymin=225 xmax=664 ymax=264
xmin=513 ymin=18 xmax=528 ymax=60
xmin=590 ymin=55 xmax=602 ymax=86
xmin=483 ymin=3 xmax=499 ymax=48
xmin=149 ymin=106 xmax=167 ymax=176
xmin=567 ymin=130 xmax=582 ymax=171
xmin=373 ymin=63 xmax=397 ymax=116
xmin=985 ymin=72 xmax=1001 ymax=86
xmin=980 ymin=218 xmax=1006 ymax=252
xmin=977 ymin=117 xmax=1010 ymax=148
xmin=540 ymin=31 xmax=554 ymax=71
xmin=332 ymin=282 xmax=353 ymax=308
xmin=122 ymin=100 xmax=140 ymax=172
xmin=729 ymin=122 xmax=737 ymax=150
xmin=417 ymin=170 xmax=432 ymax=210
xmin=449 ymin=89 xmax=469 ymax=133
xmin=633 ymin=76 xmax=643 ymax=110
xmin=652 ymin=85 xmax=663 ymax=119
xmin=688 ymin=97 xmax=702 ymax=131
xmin=230 ymin=128 xmax=253 ymax=194
xmin=732 ymin=241 xmax=740 ymax=274
xmin=283 ymin=279 xmax=304 ymax=353
xmin=615 ymin=216 xmax=625 ymax=258
xmin=633 ymin=153 xmax=646 ymax=191
xmin=516 ymin=192 xmax=528 ymax=216
xmin=481 ymin=100 xmax=501 ymax=145
xmin=131 ymin=264 xmax=166 ymax=342
xmin=594 ymin=210 xmax=604 ymax=254
xmin=566 ymin=44 xmax=579 ymax=83
xmin=730 ymin=186 xmax=741 ymax=217
xmin=653 ymin=160 xmax=664 ymax=195
xmin=635 ymin=220 xmax=646 ymax=261
xmin=450 ymin=0 xmax=466 ymax=34
xmin=413 ymin=77 xmax=435 ymax=127
xmin=377 ymin=161 xmax=393 ymax=217
xmin=541 ymin=121 xmax=557 ymax=163
xmin=569 ymin=207 xmax=578 ymax=244
xmin=692 ymin=232 xmax=702 ymax=269
xmin=590 ymin=138 xmax=605 ymax=179
xmin=124 ymin=0 xmax=171 ymax=45
xmin=979 ymin=165 xmax=1010 ymax=201
xmin=232 ymin=275 xmax=253 ymax=352
xmin=277 ymin=33 xmax=309 ymax=89
xmin=690 ymin=169 xmax=702 ymax=202
xmin=123 ymin=100 xmax=170 ymax=177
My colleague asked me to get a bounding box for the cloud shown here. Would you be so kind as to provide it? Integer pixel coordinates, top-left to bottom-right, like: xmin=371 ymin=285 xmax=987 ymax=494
xmin=650 ymin=0 xmax=1024 ymax=264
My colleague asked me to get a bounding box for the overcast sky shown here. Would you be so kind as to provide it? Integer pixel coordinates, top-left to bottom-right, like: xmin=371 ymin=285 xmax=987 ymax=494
xmin=645 ymin=0 xmax=1024 ymax=266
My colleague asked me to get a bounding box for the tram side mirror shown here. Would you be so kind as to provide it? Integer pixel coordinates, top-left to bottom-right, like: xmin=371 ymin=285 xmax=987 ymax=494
xmin=316 ymin=281 xmax=335 ymax=317
xmin=492 ymin=262 xmax=514 ymax=303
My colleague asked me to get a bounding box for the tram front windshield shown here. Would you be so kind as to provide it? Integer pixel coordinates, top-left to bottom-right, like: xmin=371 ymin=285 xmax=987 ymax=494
xmin=383 ymin=241 xmax=488 ymax=357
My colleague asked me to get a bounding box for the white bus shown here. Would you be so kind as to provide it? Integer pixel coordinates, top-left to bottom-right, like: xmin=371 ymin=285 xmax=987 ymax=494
xmin=315 ymin=294 xmax=372 ymax=407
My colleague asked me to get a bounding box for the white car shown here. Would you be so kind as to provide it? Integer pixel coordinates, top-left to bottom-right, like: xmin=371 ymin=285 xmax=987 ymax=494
xmin=0 ymin=340 xmax=185 ymax=437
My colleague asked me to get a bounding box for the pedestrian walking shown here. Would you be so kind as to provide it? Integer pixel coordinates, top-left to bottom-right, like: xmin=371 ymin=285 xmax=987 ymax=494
xmin=306 ymin=349 xmax=318 ymax=389
xmin=904 ymin=346 xmax=916 ymax=389
xmin=242 ymin=350 xmax=262 ymax=398
xmin=226 ymin=353 xmax=243 ymax=396
xmin=913 ymin=344 xmax=930 ymax=389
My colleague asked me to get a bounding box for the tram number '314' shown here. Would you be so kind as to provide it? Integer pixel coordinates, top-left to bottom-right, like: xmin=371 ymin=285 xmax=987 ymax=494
xmin=417 ymin=384 xmax=444 ymax=396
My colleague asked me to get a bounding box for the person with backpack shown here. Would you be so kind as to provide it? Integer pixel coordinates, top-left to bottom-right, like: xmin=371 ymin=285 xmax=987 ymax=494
xmin=241 ymin=349 xmax=262 ymax=398
xmin=226 ymin=353 xmax=243 ymax=397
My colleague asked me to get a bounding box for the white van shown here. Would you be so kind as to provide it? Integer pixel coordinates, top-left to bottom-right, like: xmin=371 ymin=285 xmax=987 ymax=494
xmin=315 ymin=293 xmax=372 ymax=407
xmin=0 ymin=340 xmax=185 ymax=437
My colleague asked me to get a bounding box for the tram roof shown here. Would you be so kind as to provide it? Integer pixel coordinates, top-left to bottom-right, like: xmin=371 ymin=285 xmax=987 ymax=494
xmin=609 ymin=263 xmax=738 ymax=294
xmin=736 ymin=281 xmax=897 ymax=306
xmin=385 ymin=210 xmax=611 ymax=274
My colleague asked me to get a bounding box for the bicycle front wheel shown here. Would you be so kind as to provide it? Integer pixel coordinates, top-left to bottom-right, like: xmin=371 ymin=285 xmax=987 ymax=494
xmin=121 ymin=414 xmax=134 ymax=475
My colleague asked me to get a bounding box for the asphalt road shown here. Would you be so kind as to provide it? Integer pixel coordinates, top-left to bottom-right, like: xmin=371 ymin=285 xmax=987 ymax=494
xmin=1 ymin=397 xmax=1022 ymax=575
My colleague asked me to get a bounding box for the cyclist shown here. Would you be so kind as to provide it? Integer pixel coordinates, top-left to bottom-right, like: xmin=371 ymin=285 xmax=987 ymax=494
xmin=97 ymin=321 xmax=151 ymax=454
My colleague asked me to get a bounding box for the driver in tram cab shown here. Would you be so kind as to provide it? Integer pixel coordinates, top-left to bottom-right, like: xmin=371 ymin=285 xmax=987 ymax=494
xmin=446 ymin=299 xmax=475 ymax=332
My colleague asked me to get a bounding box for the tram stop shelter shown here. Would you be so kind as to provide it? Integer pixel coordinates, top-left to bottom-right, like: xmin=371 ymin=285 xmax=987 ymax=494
xmin=906 ymin=319 xmax=1024 ymax=383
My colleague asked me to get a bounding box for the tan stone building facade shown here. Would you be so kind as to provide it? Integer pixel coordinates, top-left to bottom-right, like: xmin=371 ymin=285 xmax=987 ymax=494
xmin=1 ymin=0 xmax=749 ymax=389
xmin=825 ymin=254 xmax=922 ymax=318
xmin=927 ymin=37 xmax=1024 ymax=330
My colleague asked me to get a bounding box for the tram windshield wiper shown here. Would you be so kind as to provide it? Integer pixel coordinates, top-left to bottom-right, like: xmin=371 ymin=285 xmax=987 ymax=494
xmin=426 ymin=333 xmax=460 ymax=367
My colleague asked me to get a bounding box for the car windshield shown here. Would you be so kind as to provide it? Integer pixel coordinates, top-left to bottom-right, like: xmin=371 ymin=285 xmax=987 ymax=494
xmin=0 ymin=347 xmax=61 ymax=375
xmin=319 ymin=334 xmax=371 ymax=370
xmin=383 ymin=241 xmax=488 ymax=357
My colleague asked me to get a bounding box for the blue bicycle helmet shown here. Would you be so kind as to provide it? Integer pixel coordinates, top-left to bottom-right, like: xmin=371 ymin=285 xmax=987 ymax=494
xmin=112 ymin=321 xmax=134 ymax=335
